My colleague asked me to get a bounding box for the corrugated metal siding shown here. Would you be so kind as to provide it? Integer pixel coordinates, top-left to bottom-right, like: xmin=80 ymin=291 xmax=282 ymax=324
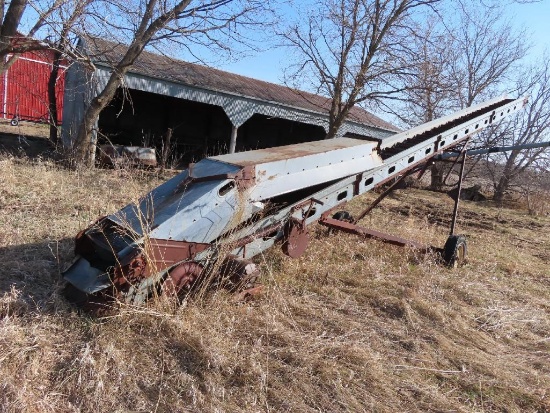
xmin=61 ymin=62 xmax=97 ymax=148
xmin=0 ymin=51 xmax=66 ymax=124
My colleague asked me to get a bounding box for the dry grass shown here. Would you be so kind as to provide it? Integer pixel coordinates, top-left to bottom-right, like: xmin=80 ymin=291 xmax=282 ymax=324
xmin=1 ymin=153 xmax=549 ymax=412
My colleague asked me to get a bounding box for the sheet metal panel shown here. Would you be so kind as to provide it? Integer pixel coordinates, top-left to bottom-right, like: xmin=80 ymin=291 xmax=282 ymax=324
xmin=107 ymin=138 xmax=382 ymax=243
xmin=211 ymin=138 xmax=383 ymax=201
xmin=61 ymin=63 xmax=94 ymax=147
xmin=210 ymin=137 xmax=374 ymax=165
xmin=109 ymin=160 xmax=243 ymax=243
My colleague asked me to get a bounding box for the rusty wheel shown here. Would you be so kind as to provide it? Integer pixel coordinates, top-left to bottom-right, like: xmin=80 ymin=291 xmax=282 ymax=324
xmin=162 ymin=262 xmax=203 ymax=298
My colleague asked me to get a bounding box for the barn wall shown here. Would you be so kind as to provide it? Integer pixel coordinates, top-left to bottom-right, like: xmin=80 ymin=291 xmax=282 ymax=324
xmin=0 ymin=50 xmax=66 ymax=123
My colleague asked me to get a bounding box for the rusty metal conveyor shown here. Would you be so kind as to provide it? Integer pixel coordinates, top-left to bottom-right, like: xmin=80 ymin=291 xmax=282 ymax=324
xmin=63 ymin=95 xmax=528 ymax=306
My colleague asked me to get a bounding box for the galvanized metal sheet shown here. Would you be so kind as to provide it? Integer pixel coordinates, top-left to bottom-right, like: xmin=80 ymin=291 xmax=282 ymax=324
xmin=210 ymin=137 xmax=375 ymax=165
xmin=63 ymin=257 xmax=111 ymax=294
xmin=211 ymin=138 xmax=382 ymax=201
xmin=109 ymin=160 xmax=243 ymax=243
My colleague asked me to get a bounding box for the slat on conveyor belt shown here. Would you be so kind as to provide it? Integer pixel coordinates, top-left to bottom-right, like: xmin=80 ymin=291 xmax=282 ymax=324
xmin=379 ymin=95 xmax=517 ymax=159
xmin=378 ymin=95 xmax=527 ymax=185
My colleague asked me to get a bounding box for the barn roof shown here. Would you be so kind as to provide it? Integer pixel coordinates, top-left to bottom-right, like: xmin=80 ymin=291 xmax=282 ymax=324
xmin=81 ymin=37 xmax=399 ymax=134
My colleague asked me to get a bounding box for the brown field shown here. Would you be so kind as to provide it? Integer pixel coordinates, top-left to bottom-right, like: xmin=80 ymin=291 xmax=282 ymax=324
xmin=0 ymin=150 xmax=549 ymax=412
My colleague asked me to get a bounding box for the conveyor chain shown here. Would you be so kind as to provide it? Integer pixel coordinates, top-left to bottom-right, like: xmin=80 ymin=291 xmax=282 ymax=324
xmin=380 ymin=99 xmax=515 ymax=160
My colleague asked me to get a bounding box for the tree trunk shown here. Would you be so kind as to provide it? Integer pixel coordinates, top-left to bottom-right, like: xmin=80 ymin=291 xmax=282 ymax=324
xmin=494 ymin=163 xmax=514 ymax=204
xmin=493 ymin=151 xmax=520 ymax=204
xmin=0 ymin=0 xmax=27 ymax=75
xmin=430 ymin=162 xmax=444 ymax=191
xmin=74 ymin=91 xmax=116 ymax=167
xmin=47 ymin=49 xmax=61 ymax=145
xmin=325 ymin=123 xmax=338 ymax=139
xmin=325 ymin=112 xmax=345 ymax=139
xmin=493 ymin=174 xmax=509 ymax=204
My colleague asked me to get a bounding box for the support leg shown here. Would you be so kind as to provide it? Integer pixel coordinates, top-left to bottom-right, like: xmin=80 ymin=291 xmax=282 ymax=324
xmin=450 ymin=150 xmax=468 ymax=236
xmin=229 ymin=125 xmax=238 ymax=154
xmin=353 ymin=167 xmax=418 ymax=224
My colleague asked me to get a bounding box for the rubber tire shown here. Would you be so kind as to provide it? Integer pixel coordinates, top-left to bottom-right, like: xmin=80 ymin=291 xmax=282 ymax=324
xmin=443 ymin=235 xmax=467 ymax=268
xmin=332 ymin=211 xmax=354 ymax=223
xmin=10 ymin=117 xmax=19 ymax=126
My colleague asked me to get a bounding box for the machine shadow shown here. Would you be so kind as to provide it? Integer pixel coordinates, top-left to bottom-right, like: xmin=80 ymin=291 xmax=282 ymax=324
xmin=0 ymin=133 xmax=59 ymax=160
xmin=0 ymin=237 xmax=75 ymax=314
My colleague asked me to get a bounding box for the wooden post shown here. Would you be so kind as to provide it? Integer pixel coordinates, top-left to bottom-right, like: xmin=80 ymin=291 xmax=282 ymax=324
xmin=229 ymin=125 xmax=238 ymax=154
xmin=161 ymin=127 xmax=173 ymax=172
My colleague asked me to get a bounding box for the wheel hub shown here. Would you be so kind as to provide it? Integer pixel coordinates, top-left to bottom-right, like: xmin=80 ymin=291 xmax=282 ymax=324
xmin=162 ymin=262 xmax=203 ymax=297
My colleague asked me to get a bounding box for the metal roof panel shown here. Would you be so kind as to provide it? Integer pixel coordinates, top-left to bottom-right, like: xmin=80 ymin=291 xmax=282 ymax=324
xmin=82 ymin=37 xmax=399 ymax=133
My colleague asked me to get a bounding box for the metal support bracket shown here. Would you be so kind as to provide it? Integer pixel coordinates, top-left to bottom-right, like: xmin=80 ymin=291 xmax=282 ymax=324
xmin=449 ymin=142 xmax=469 ymax=236
xmin=319 ymin=216 xmax=433 ymax=252
xmin=353 ymin=165 xmax=421 ymax=224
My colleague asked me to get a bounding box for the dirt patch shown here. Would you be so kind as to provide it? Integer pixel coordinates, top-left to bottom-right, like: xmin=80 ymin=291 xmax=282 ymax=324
xmin=0 ymin=118 xmax=50 ymax=138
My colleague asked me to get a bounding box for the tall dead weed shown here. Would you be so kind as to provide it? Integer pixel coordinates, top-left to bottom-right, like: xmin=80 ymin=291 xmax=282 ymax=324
xmin=0 ymin=155 xmax=549 ymax=412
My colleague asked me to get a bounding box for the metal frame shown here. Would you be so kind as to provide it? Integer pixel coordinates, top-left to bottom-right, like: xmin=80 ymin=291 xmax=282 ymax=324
xmin=63 ymin=96 xmax=529 ymax=305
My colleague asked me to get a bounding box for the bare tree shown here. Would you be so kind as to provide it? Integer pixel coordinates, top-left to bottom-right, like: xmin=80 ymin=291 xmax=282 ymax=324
xmin=516 ymin=163 xmax=550 ymax=215
xmin=282 ymin=0 xmax=441 ymax=140
xmin=384 ymin=16 xmax=456 ymax=190
xmin=0 ymin=0 xmax=68 ymax=73
xmin=386 ymin=17 xmax=454 ymax=126
xmin=440 ymin=1 xmax=528 ymax=190
xmin=71 ymin=0 xmax=268 ymax=166
xmin=484 ymin=59 xmax=550 ymax=203
xmin=446 ymin=0 xmax=528 ymax=109
xmin=384 ymin=0 xmax=528 ymax=190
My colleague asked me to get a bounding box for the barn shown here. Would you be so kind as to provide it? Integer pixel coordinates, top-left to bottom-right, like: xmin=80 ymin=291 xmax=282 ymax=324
xmin=0 ymin=49 xmax=66 ymax=125
xmin=61 ymin=37 xmax=399 ymax=164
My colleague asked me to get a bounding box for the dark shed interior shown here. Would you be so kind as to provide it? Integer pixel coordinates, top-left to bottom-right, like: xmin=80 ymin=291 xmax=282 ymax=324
xmin=98 ymin=88 xmax=327 ymax=165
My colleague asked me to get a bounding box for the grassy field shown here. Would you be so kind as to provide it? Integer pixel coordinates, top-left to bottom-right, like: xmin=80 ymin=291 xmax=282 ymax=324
xmin=0 ymin=153 xmax=549 ymax=412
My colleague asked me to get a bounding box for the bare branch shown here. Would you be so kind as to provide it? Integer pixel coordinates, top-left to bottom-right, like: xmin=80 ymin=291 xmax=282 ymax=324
xmin=72 ymin=0 xmax=273 ymax=166
xmin=281 ymin=0 xmax=441 ymax=139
